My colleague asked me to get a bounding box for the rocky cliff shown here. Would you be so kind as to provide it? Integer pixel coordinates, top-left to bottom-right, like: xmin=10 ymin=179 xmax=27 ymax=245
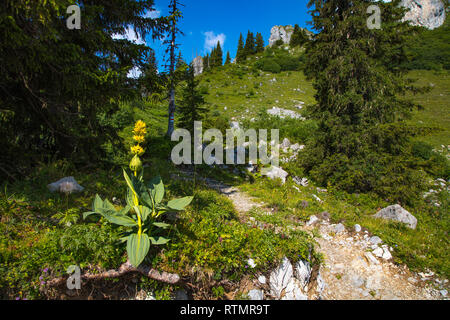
xmin=268 ymin=25 xmax=294 ymax=46
xmin=192 ymin=56 xmax=203 ymax=76
xmin=401 ymin=0 xmax=446 ymax=30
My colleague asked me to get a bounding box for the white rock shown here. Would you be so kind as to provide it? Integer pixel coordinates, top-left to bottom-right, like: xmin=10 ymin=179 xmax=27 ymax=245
xmin=293 ymin=176 xmax=309 ymax=187
xmin=373 ymin=247 xmax=384 ymax=258
xmin=312 ymin=194 xmax=323 ymax=203
xmin=262 ymin=166 xmax=289 ymax=184
xmin=282 ymin=278 xmax=308 ymax=300
xmin=373 ymin=204 xmax=418 ymax=229
xmin=382 ymin=248 xmax=392 ymax=260
xmin=258 ymin=275 xmax=267 ymax=285
xmin=269 ymin=25 xmax=294 ymax=46
xmin=48 ymin=177 xmax=84 ymax=194
xmin=334 ymin=223 xmax=345 ymax=234
xmin=364 ymin=252 xmax=380 ymax=265
xmin=440 ymin=289 xmax=448 ymax=297
xmin=247 ymin=258 xmax=257 ymax=269
xmin=401 ymin=0 xmax=446 ymax=30
xmin=192 ymin=56 xmax=204 ymax=76
xmin=267 ymin=107 xmax=304 ymax=120
xmin=269 ymin=257 xmax=293 ymax=299
xmin=248 ymin=289 xmax=264 ymax=300
xmin=354 ymin=224 xmax=362 ymax=233
xmin=306 ymin=215 xmax=319 ymax=226
xmin=294 ymin=260 xmax=312 ymax=288
xmin=369 ymin=236 xmax=383 ymax=245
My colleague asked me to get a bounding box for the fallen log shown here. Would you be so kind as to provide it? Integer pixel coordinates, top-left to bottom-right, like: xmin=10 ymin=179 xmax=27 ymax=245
xmin=46 ymin=261 xmax=180 ymax=287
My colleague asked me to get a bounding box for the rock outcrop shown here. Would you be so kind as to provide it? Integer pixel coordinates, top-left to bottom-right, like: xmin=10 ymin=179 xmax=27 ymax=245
xmin=373 ymin=204 xmax=418 ymax=229
xmin=268 ymin=25 xmax=294 ymax=46
xmin=192 ymin=56 xmax=203 ymax=76
xmin=401 ymin=0 xmax=446 ymax=30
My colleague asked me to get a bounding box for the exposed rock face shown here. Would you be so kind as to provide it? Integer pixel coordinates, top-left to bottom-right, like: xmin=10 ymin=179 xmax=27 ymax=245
xmin=373 ymin=204 xmax=418 ymax=229
xmin=192 ymin=56 xmax=203 ymax=76
xmin=48 ymin=177 xmax=84 ymax=194
xmin=269 ymin=25 xmax=294 ymax=46
xmin=401 ymin=0 xmax=446 ymax=30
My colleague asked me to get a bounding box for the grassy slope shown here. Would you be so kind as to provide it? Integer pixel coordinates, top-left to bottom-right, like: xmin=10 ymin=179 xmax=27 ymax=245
xmin=195 ymin=56 xmax=449 ymax=278
xmin=407 ymin=70 xmax=450 ymax=148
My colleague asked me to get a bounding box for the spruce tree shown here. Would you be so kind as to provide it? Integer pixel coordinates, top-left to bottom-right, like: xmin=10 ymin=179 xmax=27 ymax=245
xmin=290 ymin=24 xmax=307 ymax=47
xmin=255 ymin=32 xmax=265 ymax=53
xmin=225 ymin=51 xmax=232 ymax=65
xmin=236 ymin=33 xmax=245 ymax=63
xmin=214 ymin=41 xmax=223 ymax=67
xmin=244 ymin=31 xmax=255 ymax=56
xmin=203 ymin=53 xmax=210 ymax=71
xmin=178 ymin=65 xmax=207 ymax=134
xmin=302 ymin=0 xmax=425 ymax=204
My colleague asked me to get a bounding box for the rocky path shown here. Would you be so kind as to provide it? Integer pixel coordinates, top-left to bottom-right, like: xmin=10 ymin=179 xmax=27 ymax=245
xmin=190 ymin=172 xmax=446 ymax=300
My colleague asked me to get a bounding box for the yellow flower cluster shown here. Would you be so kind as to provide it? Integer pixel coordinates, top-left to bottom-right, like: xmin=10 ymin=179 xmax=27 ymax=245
xmin=131 ymin=145 xmax=145 ymax=156
xmin=133 ymin=120 xmax=147 ymax=137
xmin=130 ymin=120 xmax=146 ymax=156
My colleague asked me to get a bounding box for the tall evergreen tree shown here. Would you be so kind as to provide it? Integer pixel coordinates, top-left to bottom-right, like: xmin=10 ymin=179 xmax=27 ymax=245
xmin=290 ymin=24 xmax=308 ymax=47
xmin=236 ymin=33 xmax=246 ymax=63
xmin=203 ymin=53 xmax=210 ymax=71
xmin=0 ymin=0 xmax=169 ymax=179
xmin=255 ymin=32 xmax=265 ymax=53
xmin=164 ymin=0 xmax=184 ymax=137
xmin=225 ymin=51 xmax=232 ymax=65
xmin=302 ymin=0 xmax=425 ymax=204
xmin=214 ymin=41 xmax=223 ymax=67
xmin=244 ymin=31 xmax=256 ymax=56
xmin=178 ymin=65 xmax=207 ymax=134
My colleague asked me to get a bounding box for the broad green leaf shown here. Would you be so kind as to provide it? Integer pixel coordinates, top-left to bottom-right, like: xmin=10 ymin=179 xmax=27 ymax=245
xmin=93 ymin=194 xmax=103 ymax=212
xmin=167 ymin=196 xmax=194 ymax=211
xmin=148 ymin=176 xmax=164 ymax=204
xmin=123 ymin=169 xmax=137 ymax=195
xmin=118 ymin=205 xmax=131 ymax=216
xmin=153 ymin=222 xmax=170 ymax=229
xmin=103 ymin=199 xmax=116 ymax=212
xmin=126 ymin=188 xmax=134 ymax=207
xmin=127 ymin=233 xmax=150 ymax=267
xmin=83 ymin=211 xmax=96 ymax=219
xmin=105 ymin=214 xmax=137 ymax=227
xmin=150 ymin=236 xmax=170 ymax=245
xmin=140 ymin=206 xmax=151 ymax=222
xmin=119 ymin=235 xmax=131 ymax=243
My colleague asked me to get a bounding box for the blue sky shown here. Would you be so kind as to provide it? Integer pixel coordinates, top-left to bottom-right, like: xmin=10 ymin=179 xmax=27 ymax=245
xmin=148 ymin=0 xmax=313 ymax=70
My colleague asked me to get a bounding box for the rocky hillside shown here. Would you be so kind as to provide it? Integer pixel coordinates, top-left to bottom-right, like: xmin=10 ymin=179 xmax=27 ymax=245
xmin=401 ymin=0 xmax=446 ymax=29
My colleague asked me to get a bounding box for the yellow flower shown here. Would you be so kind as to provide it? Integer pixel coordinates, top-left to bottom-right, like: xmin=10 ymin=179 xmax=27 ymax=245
xmin=133 ymin=120 xmax=147 ymax=136
xmin=133 ymin=135 xmax=145 ymax=144
xmin=131 ymin=145 xmax=145 ymax=156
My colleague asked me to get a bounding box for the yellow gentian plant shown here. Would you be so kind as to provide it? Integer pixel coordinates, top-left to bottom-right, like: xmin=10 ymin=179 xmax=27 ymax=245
xmin=84 ymin=120 xmax=193 ymax=267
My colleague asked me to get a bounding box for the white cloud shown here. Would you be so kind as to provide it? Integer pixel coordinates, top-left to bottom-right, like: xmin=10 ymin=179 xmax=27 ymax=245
xmin=112 ymin=26 xmax=146 ymax=45
xmin=145 ymin=9 xmax=161 ymax=19
xmin=203 ymin=31 xmax=226 ymax=53
xmin=127 ymin=66 xmax=142 ymax=79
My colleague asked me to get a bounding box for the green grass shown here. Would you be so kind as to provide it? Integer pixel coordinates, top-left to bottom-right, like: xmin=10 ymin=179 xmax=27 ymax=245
xmin=407 ymin=70 xmax=450 ymax=149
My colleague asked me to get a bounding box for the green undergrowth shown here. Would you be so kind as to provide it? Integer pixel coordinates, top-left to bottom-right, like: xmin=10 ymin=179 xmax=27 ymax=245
xmin=238 ymin=176 xmax=449 ymax=278
xmin=0 ymin=158 xmax=318 ymax=300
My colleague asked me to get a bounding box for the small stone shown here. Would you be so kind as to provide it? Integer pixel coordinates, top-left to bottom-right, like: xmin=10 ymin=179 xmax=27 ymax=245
xmin=440 ymin=290 xmax=448 ymax=297
xmin=364 ymin=252 xmax=379 ymax=265
xmin=354 ymin=224 xmax=362 ymax=233
xmin=334 ymin=223 xmax=345 ymax=234
xmin=248 ymin=258 xmax=257 ymax=268
xmin=373 ymin=247 xmax=384 ymax=258
xmin=306 ymin=215 xmax=319 ymax=226
xmin=258 ymin=275 xmax=267 ymax=284
xmin=369 ymin=236 xmax=382 ymax=245
xmin=382 ymin=248 xmax=392 ymax=260
xmin=248 ymin=289 xmax=264 ymax=300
